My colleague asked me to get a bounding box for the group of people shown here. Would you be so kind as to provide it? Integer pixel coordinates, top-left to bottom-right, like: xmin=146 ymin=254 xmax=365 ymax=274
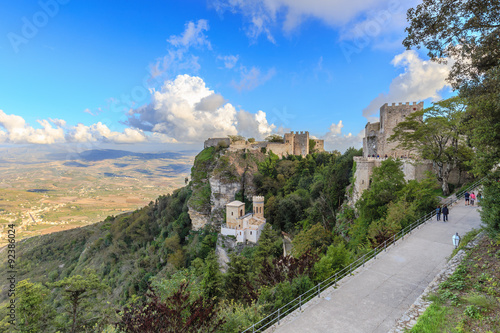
xmin=436 ymin=205 xmax=449 ymax=221
xmin=435 ymin=190 xmax=482 ymax=222
xmin=464 ymin=191 xmax=481 ymax=206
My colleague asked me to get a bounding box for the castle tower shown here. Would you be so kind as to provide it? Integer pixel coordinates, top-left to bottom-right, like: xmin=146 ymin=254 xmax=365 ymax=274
xmin=226 ymin=201 xmax=245 ymax=228
xmin=252 ymin=196 xmax=264 ymax=219
xmin=378 ymin=101 xmax=424 ymax=157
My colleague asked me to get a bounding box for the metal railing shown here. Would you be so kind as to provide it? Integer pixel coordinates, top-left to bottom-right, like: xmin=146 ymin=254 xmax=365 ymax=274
xmin=242 ymin=177 xmax=485 ymax=333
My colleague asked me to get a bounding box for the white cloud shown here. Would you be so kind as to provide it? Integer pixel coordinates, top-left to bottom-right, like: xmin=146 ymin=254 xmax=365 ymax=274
xmin=151 ymin=20 xmax=211 ymax=81
xmin=217 ymin=54 xmax=239 ymax=69
xmin=321 ymin=120 xmax=363 ymax=152
xmin=0 ymin=110 xmax=65 ymax=144
xmin=211 ymin=0 xmax=418 ymax=41
xmin=329 ymin=120 xmax=343 ymax=135
xmin=167 ymin=19 xmax=211 ymax=49
xmin=232 ymin=66 xmax=276 ymax=91
xmin=363 ymin=50 xmax=453 ymax=121
xmin=0 ymin=110 xmax=149 ymax=145
xmin=127 ymin=74 xmax=276 ymax=142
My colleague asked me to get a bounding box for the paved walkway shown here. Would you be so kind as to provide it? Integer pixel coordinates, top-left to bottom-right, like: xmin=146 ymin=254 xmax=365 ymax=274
xmin=270 ymin=203 xmax=482 ymax=333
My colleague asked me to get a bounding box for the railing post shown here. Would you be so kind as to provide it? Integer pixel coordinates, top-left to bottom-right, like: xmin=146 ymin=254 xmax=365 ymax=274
xmin=278 ymin=308 xmax=280 ymax=325
xmin=299 ymin=295 xmax=302 ymax=311
xmin=384 ymin=240 xmax=387 ymax=252
xmin=334 ymin=273 xmax=337 ymax=287
xmin=362 ymin=254 xmax=365 ymax=267
xmin=252 ymin=323 xmax=255 ymax=333
xmin=317 ymin=284 xmax=321 ymax=297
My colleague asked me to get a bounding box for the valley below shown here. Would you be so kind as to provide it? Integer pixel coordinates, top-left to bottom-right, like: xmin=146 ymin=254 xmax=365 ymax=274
xmin=0 ymin=146 xmax=196 ymax=247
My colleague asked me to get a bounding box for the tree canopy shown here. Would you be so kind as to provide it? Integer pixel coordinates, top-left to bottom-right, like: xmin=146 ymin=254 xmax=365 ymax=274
xmin=390 ymin=97 xmax=473 ymax=195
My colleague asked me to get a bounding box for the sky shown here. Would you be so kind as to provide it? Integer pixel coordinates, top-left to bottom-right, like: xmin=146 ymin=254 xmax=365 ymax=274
xmin=0 ymin=0 xmax=455 ymax=153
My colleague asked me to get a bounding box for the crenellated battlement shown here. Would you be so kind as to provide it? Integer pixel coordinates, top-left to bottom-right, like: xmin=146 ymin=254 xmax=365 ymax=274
xmin=253 ymin=196 xmax=265 ymax=202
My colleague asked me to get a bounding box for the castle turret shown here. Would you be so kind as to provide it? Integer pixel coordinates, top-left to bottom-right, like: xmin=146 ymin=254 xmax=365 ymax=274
xmin=252 ymin=196 xmax=264 ymax=219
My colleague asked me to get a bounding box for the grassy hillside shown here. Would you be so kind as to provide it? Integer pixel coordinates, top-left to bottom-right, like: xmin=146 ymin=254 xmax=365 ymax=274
xmin=409 ymin=234 xmax=500 ymax=332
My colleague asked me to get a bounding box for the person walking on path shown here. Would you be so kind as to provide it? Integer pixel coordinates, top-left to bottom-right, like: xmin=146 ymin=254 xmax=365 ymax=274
xmin=436 ymin=206 xmax=441 ymax=221
xmin=442 ymin=205 xmax=449 ymax=222
xmin=464 ymin=191 xmax=470 ymax=205
xmin=470 ymin=192 xmax=476 ymax=206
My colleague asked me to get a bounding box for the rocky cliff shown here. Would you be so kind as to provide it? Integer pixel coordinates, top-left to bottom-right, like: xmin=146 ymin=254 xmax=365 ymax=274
xmin=187 ymin=146 xmax=265 ymax=230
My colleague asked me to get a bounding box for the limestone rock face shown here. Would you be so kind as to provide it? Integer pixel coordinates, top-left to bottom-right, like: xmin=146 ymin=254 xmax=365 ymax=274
xmin=188 ymin=209 xmax=209 ymax=231
xmin=187 ymin=148 xmax=264 ymax=231
xmin=209 ymin=176 xmax=242 ymax=212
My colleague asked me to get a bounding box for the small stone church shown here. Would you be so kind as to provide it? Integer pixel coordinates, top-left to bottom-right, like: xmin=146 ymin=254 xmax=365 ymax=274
xmin=220 ymin=196 xmax=267 ymax=243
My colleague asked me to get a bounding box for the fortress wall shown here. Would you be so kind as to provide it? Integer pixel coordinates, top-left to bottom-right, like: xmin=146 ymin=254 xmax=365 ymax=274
xmin=266 ymin=142 xmax=293 ymax=157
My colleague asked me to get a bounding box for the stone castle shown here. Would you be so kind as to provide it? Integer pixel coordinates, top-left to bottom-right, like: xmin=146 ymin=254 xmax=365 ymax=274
xmin=353 ymin=102 xmax=433 ymax=202
xmin=204 ymin=131 xmax=324 ymax=157
xmin=352 ymin=101 xmax=468 ymax=203
xmin=220 ymin=196 xmax=267 ymax=243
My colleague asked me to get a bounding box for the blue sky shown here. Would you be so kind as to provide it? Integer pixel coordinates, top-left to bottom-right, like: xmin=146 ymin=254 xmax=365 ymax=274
xmin=0 ymin=0 xmax=454 ymax=152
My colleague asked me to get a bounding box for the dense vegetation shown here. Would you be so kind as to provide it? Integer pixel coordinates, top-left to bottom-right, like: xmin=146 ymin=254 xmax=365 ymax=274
xmin=0 ymin=146 xmax=449 ymax=332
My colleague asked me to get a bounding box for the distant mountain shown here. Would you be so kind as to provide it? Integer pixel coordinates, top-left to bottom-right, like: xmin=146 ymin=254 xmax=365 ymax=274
xmin=47 ymin=149 xmax=185 ymax=162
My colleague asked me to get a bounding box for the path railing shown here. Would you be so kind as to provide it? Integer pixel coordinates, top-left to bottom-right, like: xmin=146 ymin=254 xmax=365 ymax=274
xmin=242 ymin=177 xmax=485 ymax=333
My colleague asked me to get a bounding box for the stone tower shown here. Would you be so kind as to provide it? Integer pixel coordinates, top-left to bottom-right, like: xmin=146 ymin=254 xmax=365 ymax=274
xmin=226 ymin=201 xmax=245 ymax=228
xmin=363 ymin=102 xmax=424 ymax=158
xmin=252 ymin=196 xmax=264 ymax=219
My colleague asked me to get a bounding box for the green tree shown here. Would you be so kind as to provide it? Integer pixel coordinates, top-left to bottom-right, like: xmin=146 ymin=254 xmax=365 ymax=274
xmin=201 ymin=251 xmax=223 ymax=299
xmin=16 ymin=279 xmax=54 ymax=333
xmin=224 ymin=254 xmax=252 ymax=301
xmin=50 ymin=269 xmax=110 ymax=333
xmin=265 ymin=134 xmax=284 ymax=143
xmin=292 ymin=223 xmax=332 ymax=258
xmin=356 ymin=158 xmax=406 ymax=222
xmin=253 ymin=224 xmax=283 ymax=271
xmin=313 ymin=243 xmax=352 ymax=282
xmin=390 ymin=97 xmax=473 ymax=195
xmin=403 ymin=0 xmax=500 ymax=173
xmin=228 ymin=135 xmax=245 ymax=143
xmin=479 ymin=174 xmax=500 ymax=238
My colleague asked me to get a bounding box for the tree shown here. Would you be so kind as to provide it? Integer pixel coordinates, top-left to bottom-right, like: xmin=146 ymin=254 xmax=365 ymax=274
xmin=479 ymin=173 xmax=500 ymax=238
xmin=201 ymin=251 xmax=223 ymax=300
xmin=390 ymin=97 xmax=473 ymax=195
xmin=356 ymin=158 xmax=406 ymax=222
xmin=265 ymin=134 xmax=284 ymax=143
xmin=16 ymin=279 xmax=54 ymax=333
xmin=228 ymin=135 xmax=245 ymax=143
xmin=224 ymin=254 xmax=252 ymax=301
xmin=50 ymin=269 xmax=110 ymax=333
xmin=117 ymin=283 xmax=224 ymax=333
xmin=313 ymin=243 xmax=353 ymax=282
xmin=292 ymin=223 xmax=332 ymax=258
xmin=403 ymin=0 xmax=500 ymax=173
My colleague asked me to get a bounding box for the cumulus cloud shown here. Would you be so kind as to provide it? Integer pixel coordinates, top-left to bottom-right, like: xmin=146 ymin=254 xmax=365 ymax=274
xmin=0 ymin=110 xmax=149 ymax=145
xmin=0 ymin=110 xmax=65 ymax=144
xmin=321 ymin=120 xmax=363 ymax=153
xmin=363 ymin=50 xmax=453 ymax=121
xmin=127 ymin=74 xmax=276 ymax=142
xmin=232 ymin=66 xmax=276 ymax=91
